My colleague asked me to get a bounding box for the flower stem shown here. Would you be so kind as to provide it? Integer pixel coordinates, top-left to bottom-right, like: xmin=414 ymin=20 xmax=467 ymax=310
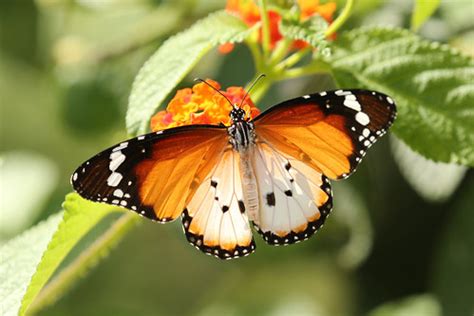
xmin=269 ymin=38 xmax=292 ymax=65
xmin=246 ymin=38 xmax=265 ymax=74
xmin=250 ymin=76 xmax=272 ymax=104
xmin=277 ymin=59 xmax=332 ymax=80
xmin=275 ymin=46 xmax=312 ymax=71
xmin=258 ymin=0 xmax=272 ymax=59
xmin=325 ymin=0 xmax=354 ymax=38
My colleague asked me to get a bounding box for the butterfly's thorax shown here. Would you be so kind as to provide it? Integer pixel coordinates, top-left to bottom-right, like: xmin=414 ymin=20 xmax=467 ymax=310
xmin=228 ymin=110 xmax=259 ymax=221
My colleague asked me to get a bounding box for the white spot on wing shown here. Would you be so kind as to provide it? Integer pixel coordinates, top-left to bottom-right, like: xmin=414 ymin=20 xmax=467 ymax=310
xmin=335 ymin=90 xmax=351 ymax=96
xmin=343 ymin=99 xmax=361 ymax=111
xmin=355 ymin=112 xmax=370 ymax=126
xmin=319 ymin=91 xmax=327 ymax=96
xmin=107 ymin=172 xmax=123 ymax=187
xmin=113 ymin=189 xmax=124 ymax=198
xmin=137 ymin=135 xmax=145 ymax=140
xmin=72 ymin=173 xmax=78 ymax=181
xmin=362 ymin=128 xmax=370 ymax=137
xmin=112 ymin=142 xmax=128 ymax=152
xmin=302 ymin=95 xmax=310 ymax=99
xmin=109 ymin=151 xmax=126 ymax=171
xmin=386 ymin=96 xmax=394 ymax=104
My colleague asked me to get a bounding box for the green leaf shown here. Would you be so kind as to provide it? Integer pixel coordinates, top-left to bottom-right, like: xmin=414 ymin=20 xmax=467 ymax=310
xmin=328 ymin=26 xmax=474 ymax=166
xmin=19 ymin=193 xmax=129 ymax=315
xmin=127 ymin=11 xmax=256 ymax=136
xmin=411 ymin=0 xmax=441 ymax=31
xmin=368 ymin=294 xmax=441 ymax=316
xmin=279 ymin=15 xmax=330 ymax=56
xmin=0 ymin=151 xmax=58 ymax=241
xmin=0 ymin=212 xmax=62 ymax=316
xmin=390 ymin=136 xmax=467 ymax=202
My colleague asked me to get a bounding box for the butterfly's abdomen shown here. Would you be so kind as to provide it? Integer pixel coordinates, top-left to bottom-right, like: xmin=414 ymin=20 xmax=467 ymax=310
xmin=239 ymin=147 xmax=259 ymax=222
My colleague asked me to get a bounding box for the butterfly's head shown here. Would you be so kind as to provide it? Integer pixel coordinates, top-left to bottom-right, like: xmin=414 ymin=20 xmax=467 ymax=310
xmin=230 ymin=105 xmax=246 ymax=122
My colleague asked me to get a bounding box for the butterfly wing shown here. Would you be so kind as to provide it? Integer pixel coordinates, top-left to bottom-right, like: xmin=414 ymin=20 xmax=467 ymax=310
xmin=182 ymin=147 xmax=255 ymax=259
xmin=254 ymin=89 xmax=397 ymax=179
xmin=71 ymin=125 xmax=228 ymax=222
xmin=252 ymin=141 xmax=332 ymax=245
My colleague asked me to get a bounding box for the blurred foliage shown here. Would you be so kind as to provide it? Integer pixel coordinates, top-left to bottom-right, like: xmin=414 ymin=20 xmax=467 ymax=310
xmin=0 ymin=0 xmax=473 ymax=316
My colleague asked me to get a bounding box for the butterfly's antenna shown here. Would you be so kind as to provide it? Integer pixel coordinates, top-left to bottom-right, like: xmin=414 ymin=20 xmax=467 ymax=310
xmin=240 ymin=74 xmax=266 ymax=108
xmin=194 ymin=78 xmax=234 ymax=108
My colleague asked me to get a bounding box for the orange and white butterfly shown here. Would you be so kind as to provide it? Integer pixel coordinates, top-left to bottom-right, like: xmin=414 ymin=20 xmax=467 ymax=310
xmin=72 ymin=84 xmax=396 ymax=260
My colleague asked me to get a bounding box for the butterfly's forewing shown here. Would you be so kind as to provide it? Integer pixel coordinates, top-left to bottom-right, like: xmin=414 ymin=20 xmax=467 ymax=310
xmin=182 ymin=147 xmax=255 ymax=259
xmin=252 ymin=142 xmax=332 ymax=245
xmin=254 ymin=90 xmax=397 ymax=179
xmin=71 ymin=125 xmax=228 ymax=222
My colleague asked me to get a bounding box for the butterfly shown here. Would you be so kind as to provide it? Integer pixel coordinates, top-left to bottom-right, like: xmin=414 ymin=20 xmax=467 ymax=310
xmin=71 ymin=81 xmax=396 ymax=260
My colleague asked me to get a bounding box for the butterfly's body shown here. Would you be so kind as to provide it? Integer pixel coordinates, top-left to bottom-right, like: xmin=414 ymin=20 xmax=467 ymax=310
xmin=72 ymin=89 xmax=396 ymax=260
xmin=228 ymin=107 xmax=260 ymax=221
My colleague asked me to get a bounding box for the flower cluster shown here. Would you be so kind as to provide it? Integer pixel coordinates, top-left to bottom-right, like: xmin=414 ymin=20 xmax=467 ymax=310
xmin=220 ymin=0 xmax=337 ymax=53
xmin=150 ymin=79 xmax=260 ymax=131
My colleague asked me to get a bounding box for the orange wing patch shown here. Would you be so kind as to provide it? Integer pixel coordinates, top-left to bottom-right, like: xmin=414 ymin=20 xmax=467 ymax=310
xmin=134 ymin=128 xmax=228 ymax=222
xmin=72 ymin=125 xmax=228 ymax=223
xmin=254 ymin=90 xmax=396 ymax=179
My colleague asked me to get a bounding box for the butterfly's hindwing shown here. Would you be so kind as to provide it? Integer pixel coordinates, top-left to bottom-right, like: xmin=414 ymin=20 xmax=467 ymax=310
xmin=182 ymin=148 xmax=255 ymax=259
xmin=252 ymin=142 xmax=333 ymax=245
xmin=71 ymin=125 xmax=228 ymax=222
xmin=254 ymin=89 xmax=396 ymax=179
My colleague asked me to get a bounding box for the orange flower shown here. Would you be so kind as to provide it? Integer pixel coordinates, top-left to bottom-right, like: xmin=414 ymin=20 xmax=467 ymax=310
xmin=150 ymin=79 xmax=260 ymax=131
xmin=222 ymin=0 xmax=337 ymax=53
xmin=298 ymin=0 xmax=337 ymax=21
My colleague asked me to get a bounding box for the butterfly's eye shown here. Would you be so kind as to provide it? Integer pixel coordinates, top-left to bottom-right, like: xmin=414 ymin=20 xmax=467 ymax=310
xmin=230 ymin=108 xmax=246 ymax=121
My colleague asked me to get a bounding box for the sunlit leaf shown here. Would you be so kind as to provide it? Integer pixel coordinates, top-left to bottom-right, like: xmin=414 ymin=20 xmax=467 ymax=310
xmin=329 ymin=26 xmax=474 ymax=166
xmin=368 ymin=294 xmax=441 ymax=316
xmin=390 ymin=136 xmax=467 ymax=202
xmin=0 ymin=152 xmax=58 ymax=241
xmin=0 ymin=212 xmax=62 ymax=316
xmin=19 ymin=194 xmax=127 ymax=315
xmin=411 ymin=0 xmax=441 ymax=31
xmin=127 ymin=11 xmax=256 ymax=135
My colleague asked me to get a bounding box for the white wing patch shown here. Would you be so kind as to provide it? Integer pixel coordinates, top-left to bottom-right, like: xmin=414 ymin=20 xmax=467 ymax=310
xmin=182 ymin=148 xmax=255 ymax=259
xmin=252 ymin=142 xmax=333 ymax=245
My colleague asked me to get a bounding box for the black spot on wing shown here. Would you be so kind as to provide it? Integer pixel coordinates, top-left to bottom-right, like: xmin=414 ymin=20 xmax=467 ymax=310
xmin=238 ymin=200 xmax=246 ymax=213
xmin=254 ymin=175 xmax=333 ymax=246
xmin=266 ymin=192 xmax=276 ymax=206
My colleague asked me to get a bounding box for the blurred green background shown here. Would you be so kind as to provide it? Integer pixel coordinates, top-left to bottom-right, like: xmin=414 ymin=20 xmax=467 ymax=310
xmin=1 ymin=0 xmax=473 ymax=315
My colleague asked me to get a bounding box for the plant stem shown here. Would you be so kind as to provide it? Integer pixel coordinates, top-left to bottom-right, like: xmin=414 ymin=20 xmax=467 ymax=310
xmin=277 ymin=59 xmax=331 ymax=80
xmin=258 ymin=0 xmax=272 ymax=59
xmin=246 ymin=38 xmax=265 ymax=74
xmin=27 ymin=213 xmax=139 ymax=314
xmin=325 ymin=0 xmax=354 ymax=38
xmin=275 ymin=46 xmax=312 ymax=71
xmin=250 ymin=77 xmax=272 ymax=104
xmin=269 ymin=38 xmax=292 ymax=65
